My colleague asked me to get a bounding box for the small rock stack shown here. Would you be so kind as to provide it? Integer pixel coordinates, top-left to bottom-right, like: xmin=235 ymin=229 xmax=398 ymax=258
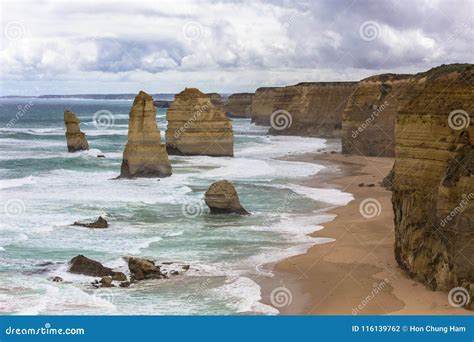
xmin=64 ymin=111 xmax=89 ymax=152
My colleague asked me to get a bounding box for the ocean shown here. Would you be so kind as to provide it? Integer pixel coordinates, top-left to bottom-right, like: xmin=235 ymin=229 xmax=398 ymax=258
xmin=0 ymin=98 xmax=352 ymax=315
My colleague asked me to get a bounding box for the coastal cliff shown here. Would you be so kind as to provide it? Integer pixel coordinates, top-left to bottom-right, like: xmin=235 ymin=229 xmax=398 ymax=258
xmin=342 ymin=74 xmax=413 ymax=157
xmin=165 ymin=88 xmax=234 ymax=157
xmin=64 ymin=110 xmax=89 ymax=152
xmin=391 ymin=64 xmax=473 ymax=308
xmin=250 ymin=87 xmax=281 ymax=125
xmin=224 ymin=93 xmax=254 ymax=118
xmin=268 ymin=82 xmax=357 ymax=137
xmin=120 ymin=91 xmax=172 ymax=178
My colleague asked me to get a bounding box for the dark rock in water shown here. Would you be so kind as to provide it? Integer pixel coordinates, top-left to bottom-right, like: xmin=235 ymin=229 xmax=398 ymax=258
xmin=100 ymin=276 xmax=114 ymax=287
xmin=69 ymin=255 xmax=114 ymax=277
xmin=73 ymin=216 xmax=108 ymax=229
xmin=204 ymin=180 xmax=249 ymax=215
xmin=182 ymin=265 xmax=190 ymax=270
xmin=120 ymin=281 xmax=131 ymax=288
xmin=97 ymin=154 xmax=106 ymax=158
xmin=50 ymin=276 xmax=63 ymax=282
xmin=170 ymin=270 xmax=179 ymax=276
xmin=128 ymin=257 xmax=163 ymax=281
xmin=161 ymin=261 xmax=174 ymax=265
xmin=112 ymin=272 xmax=127 ymax=282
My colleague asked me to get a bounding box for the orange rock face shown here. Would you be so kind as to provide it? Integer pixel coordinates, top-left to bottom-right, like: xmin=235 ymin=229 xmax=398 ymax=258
xmin=390 ymin=64 xmax=473 ymax=309
xmin=165 ymin=88 xmax=234 ymax=157
xmin=64 ymin=110 xmax=89 ymax=152
xmin=342 ymin=74 xmax=413 ymax=157
xmin=120 ymin=91 xmax=172 ymax=178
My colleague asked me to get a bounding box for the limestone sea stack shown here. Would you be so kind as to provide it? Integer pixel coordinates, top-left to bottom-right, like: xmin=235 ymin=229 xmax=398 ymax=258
xmin=204 ymin=180 xmax=249 ymax=215
xmin=342 ymin=74 xmax=413 ymax=157
xmin=268 ymin=82 xmax=357 ymax=137
xmin=224 ymin=93 xmax=254 ymax=118
xmin=165 ymin=88 xmax=234 ymax=157
xmin=120 ymin=91 xmax=172 ymax=178
xmin=250 ymin=87 xmax=281 ymax=125
xmin=390 ymin=64 xmax=473 ymax=309
xmin=64 ymin=110 xmax=89 ymax=152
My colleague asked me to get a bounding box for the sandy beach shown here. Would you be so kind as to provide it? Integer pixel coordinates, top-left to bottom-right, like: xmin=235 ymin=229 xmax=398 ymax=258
xmin=260 ymin=152 xmax=472 ymax=315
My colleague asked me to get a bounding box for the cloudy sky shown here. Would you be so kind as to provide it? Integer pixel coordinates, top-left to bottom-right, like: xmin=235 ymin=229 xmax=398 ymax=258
xmin=0 ymin=0 xmax=472 ymax=95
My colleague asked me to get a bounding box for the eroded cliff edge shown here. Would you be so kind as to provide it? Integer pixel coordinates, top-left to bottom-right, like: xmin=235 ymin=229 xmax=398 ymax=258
xmin=268 ymin=82 xmax=357 ymax=137
xmin=166 ymin=88 xmax=234 ymax=157
xmin=391 ymin=64 xmax=473 ymax=309
xmin=342 ymin=74 xmax=412 ymax=157
xmin=224 ymin=93 xmax=254 ymax=118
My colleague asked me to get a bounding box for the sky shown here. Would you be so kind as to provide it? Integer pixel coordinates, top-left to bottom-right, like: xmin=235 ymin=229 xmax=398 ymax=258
xmin=0 ymin=0 xmax=473 ymax=96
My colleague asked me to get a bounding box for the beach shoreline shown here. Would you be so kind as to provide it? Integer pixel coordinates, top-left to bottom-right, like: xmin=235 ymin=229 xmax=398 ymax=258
xmin=258 ymin=151 xmax=472 ymax=315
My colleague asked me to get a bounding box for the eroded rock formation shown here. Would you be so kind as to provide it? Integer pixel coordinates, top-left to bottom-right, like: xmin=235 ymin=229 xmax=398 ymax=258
xmin=69 ymin=255 xmax=125 ymax=279
xmin=204 ymin=180 xmax=249 ymax=215
xmin=73 ymin=216 xmax=108 ymax=229
xmin=251 ymin=87 xmax=281 ymax=125
xmin=268 ymin=82 xmax=357 ymax=137
xmin=120 ymin=91 xmax=172 ymax=178
xmin=64 ymin=111 xmax=89 ymax=152
xmin=342 ymin=74 xmax=413 ymax=157
xmin=165 ymin=88 xmax=234 ymax=157
xmin=224 ymin=93 xmax=254 ymax=118
xmin=128 ymin=257 xmax=164 ymax=281
xmin=391 ymin=64 xmax=473 ymax=309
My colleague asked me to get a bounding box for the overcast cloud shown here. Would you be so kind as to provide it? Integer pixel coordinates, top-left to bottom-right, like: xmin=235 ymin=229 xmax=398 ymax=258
xmin=0 ymin=0 xmax=472 ymax=95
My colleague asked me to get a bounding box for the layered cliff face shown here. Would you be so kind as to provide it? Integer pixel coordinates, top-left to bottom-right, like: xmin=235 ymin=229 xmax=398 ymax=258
xmin=64 ymin=111 xmax=89 ymax=152
xmin=206 ymin=93 xmax=223 ymax=109
xmin=224 ymin=93 xmax=254 ymax=118
xmin=165 ymin=88 xmax=234 ymax=157
xmin=250 ymin=87 xmax=281 ymax=125
xmin=268 ymin=82 xmax=357 ymax=137
xmin=391 ymin=64 xmax=473 ymax=308
xmin=120 ymin=91 xmax=172 ymax=178
xmin=342 ymin=74 xmax=413 ymax=157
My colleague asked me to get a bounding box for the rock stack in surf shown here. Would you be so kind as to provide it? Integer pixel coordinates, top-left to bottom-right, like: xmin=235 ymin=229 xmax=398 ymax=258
xmin=64 ymin=110 xmax=89 ymax=152
xmin=119 ymin=91 xmax=172 ymax=178
xmin=165 ymin=88 xmax=234 ymax=157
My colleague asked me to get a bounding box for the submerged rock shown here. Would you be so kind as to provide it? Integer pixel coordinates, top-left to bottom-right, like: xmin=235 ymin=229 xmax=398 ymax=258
xmin=204 ymin=180 xmax=249 ymax=215
xmin=128 ymin=257 xmax=164 ymax=281
xmin=64 ymin=110 xmax=89 ymax=152
xmin=73 ymin=216 xmax=108 ymax=229
xmin=120 ymin=91 xmax=172 ymax=178
xmin=165 ymin=88 xmax=234 ymax=157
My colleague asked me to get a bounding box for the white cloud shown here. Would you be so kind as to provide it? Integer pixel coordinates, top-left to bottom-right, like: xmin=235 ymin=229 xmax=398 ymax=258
xmin=0 ymin=0 xmax=472 ymax=95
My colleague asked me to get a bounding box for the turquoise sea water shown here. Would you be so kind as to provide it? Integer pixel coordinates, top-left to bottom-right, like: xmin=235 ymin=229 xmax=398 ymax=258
xmin=0 ymin=98 xmax=352 ymax=315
